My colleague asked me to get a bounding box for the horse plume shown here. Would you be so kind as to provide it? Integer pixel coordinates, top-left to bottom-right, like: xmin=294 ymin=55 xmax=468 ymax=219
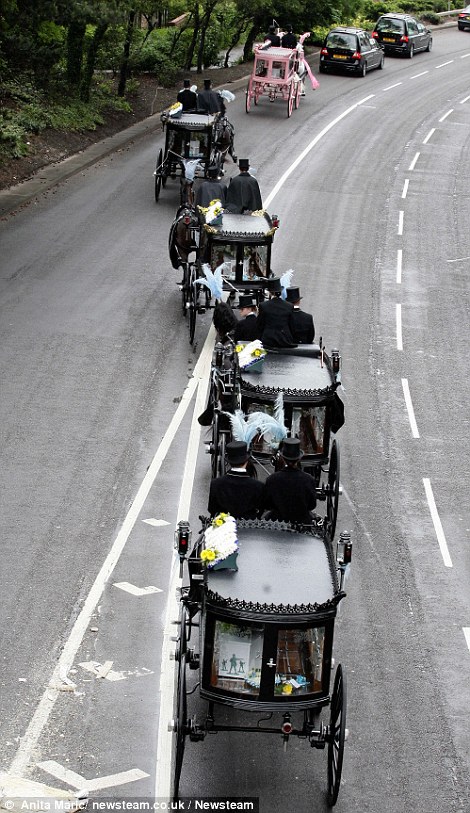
xmin=280 ymin=268 xmax=295 ymax=300
xmin=248 ymin=393 xmax=287 ymax=449
xmin=195 ymin=262 xmax=224 ymax=300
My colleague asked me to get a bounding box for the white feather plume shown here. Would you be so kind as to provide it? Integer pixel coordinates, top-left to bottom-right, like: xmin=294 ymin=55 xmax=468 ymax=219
xmin=195 ymin=262 xmax=224 ymax=300
xmin=280 ymin=268 xmax=295 ymax=299
xmin=224 ymin=410 xmax=266 ymax=445
xmin=247 ymin=404 xmax=287 ymax=448
xmin=219 ymin=89 xmax=235 ymax=103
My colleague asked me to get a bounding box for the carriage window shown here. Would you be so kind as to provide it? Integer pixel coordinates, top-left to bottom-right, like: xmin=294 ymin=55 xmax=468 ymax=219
xmin=271 ymin=61 xmax=285 ymax=79
xmin=187 ymin=132 xmax=209 ymax=158
xmin=211 ymin=244 xmax=237 ymax=279
xmin=243 ymin=246 xmax=267 ymax=280
xmin=291 ymin=406 xmax=326 ymax=455
xmin=255 ymin=59 xmax=267 ymax=77
xmin=167 ymin=129 xmax=184 ymax=157
xmin=246 ymin=402 xmax=284 ymax=453
xmin=275 ymin=627 xmax=325 ymax=695
xmin=210 ymin=620 xmax=265 ymax=697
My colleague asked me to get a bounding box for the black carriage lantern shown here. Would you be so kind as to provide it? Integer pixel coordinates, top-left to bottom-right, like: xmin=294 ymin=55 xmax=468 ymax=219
xmin=331 ymin=348 xmax=341 ymax=374
xmin=174 ymin=520 xmax=192 ymax=573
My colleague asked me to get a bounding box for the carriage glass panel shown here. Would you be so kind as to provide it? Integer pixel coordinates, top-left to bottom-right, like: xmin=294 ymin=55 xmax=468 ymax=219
xmin=246 ymin=401 xmax=283 ymax=454
xmin=211 ymin=244 xmax=238 ymax=280
xmin=291 ymin=406 xmax=326 ymax=455
xmin=243 ymin=246 xmax=267 ymax=280
xmin=275 ymin=626 xmax=325 ymax=695
xmin=271 ymin=61 xmax=286 ymax=79
xmin=255 ymin=57 xmax=268 ymax=77
xmin=187 ymin=131 xmax=210 ymax=159
xmin=210 ymin=619 xmax=265 ymax=697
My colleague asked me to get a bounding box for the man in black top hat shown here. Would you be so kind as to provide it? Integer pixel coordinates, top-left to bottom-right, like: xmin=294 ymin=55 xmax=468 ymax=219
xmin=208 ymin=441 xmax=263 ymax=519
xmin=281 ymin=25 xmax=297 ymax=48
xmin=225 ymin=159 xmax=262 ymax=214
xmin=197 ymin=78 xmax=224 ymax=114
xmin=195 ymin=166 xmax=226 ymax=207
xmin=234 ymin=295 xmax=259 ymax=342
xmin=285 ymin=287 xmax=315 ymax=344
xmin=177 ymin=79 xmax=198 ymax=112
xmin=261 ymin=438 xmax=318 ymax=524
xmin=256 ymin=277 xmax=297 ymax=348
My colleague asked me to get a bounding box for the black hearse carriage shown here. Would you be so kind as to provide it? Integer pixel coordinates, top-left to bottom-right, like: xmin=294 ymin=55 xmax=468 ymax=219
xmin=174 ymin=210 xmax=279 ymax=344
xmin=172 ymin=517 xmax=351 ymax=806
xmin=155 ymin=111 xmax=224 ymax=203
xmin=209 ymin=341 xmax=344 ymax=538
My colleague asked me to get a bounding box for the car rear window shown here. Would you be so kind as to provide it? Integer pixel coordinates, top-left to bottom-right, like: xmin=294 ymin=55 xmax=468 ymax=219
xmin=376 ymin=18 xmax=405 ymax=34
xmin=326 ymin=32 xmax=357 ymax=49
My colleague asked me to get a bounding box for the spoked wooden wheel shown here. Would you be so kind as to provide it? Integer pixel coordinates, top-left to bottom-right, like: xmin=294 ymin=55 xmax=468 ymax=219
xmin=187 ymin=264 xmax=197 ymax=344
xmin=294 ymin=81 xmax=301 ymax=109
xmin=327 ymin=664 xmax=347 ymax=807
xmin=326 ymin=440 xmax=340 ymax=540
xmin=211 ymin=412 xmax=227 ymax=478
xmin=173 ymin=603 xmax=188 ymax=800
xmin=245 ymin=82 xmax=251 ymax=113
xmin=155 ymin=148 xmax=163 ymax=202
xmin=181 ymin=263 xmax=189 ymax=316
xmin=287 ymin=84 xmax=295 ymax=117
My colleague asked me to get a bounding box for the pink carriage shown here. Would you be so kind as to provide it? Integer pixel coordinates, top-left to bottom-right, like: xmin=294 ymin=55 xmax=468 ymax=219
xmin=245 ymin=32 xmax=319 ymax=118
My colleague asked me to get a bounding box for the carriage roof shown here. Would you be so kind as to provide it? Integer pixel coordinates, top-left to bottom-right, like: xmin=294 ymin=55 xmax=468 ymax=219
xmin=254 ymin=45 xmax=298 ymax=60
xmin=162 ymin=112 xmax=218 ymax=131
xmin=206 ymin=521 xmax=342 ymax=618
xmin=205 ymin=212 xmax=276 ymax=242
xmin=240 ymin=346 xmax=340 ymax=400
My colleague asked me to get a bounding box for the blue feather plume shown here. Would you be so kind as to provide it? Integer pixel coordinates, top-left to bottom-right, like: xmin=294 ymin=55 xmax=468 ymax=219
xmin=280 ymin=268 xmax=295 ymax=300
xmin=195 ymin=262 xmax=224 ymax=300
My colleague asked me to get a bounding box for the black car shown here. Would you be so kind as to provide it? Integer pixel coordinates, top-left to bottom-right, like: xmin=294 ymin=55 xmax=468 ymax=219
xmin=372 ymin=13 xmax=432 ymax=57
xmin=319 ymin=27 xmax=384 ymax=77
xmin=458 ymin=5 xmax=470 ymax=31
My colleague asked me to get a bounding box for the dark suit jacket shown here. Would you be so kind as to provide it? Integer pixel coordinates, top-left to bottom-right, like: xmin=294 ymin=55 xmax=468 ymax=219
xmin=208 ymin=470 xmax=264 ymax=519
xmin=195 ymin=180 xmax=226 ymax=207
xmin=177 ymin=88 xmax=198 ymax=112
xmin=281 ymin=33 xmax=298 ymax=48
xmin=197 ymin=89 xmax=222 ymax=114
xmin=262 ymin=467 xmax=317 ymax=524
xmin=225 ymin=173 xmax=262 ymax=214
xmin=292 ymin=308 xmax=315 ymax=344
xmin=256 ymin=297 xmax=297 ymax=348
xmin=233 ymin=313 xmax=259 ymax=342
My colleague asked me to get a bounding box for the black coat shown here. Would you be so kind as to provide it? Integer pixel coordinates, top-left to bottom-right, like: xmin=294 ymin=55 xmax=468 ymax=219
xmin=208 ymin=470 xmax=264 ymax=519
xmin=197 ymin=89 xmax=223 ymax=114
xmin=195 ymin=180 xmax=226 ymax=207
xmin=262 ymin=467 xmax=317 ymax=524
xmin=292 ymin=307 xmax=315 ymax=344
xmin=233 ymin=313 xmax=259 ymax=342
xmin=225 ymin=173 xmax=262 ymax=214
xmin=177 ymin=88 xmax=198 ymax=112
xmin=281 ymin=32 xmax=298 ymax=48
xmin=256 ymin=296 xmax=297 ymax=348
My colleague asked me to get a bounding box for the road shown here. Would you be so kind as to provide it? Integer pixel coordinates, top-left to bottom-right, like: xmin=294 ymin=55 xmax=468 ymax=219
xmin=0 ymin=25 xmax=469 ymax=813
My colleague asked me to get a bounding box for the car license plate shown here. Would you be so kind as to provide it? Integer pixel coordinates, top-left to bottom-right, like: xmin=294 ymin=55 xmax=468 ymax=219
xmin=383 ymin=37 xmax=395 ymax=42
xmin=333 ymin=54 xmax=347 ymax=59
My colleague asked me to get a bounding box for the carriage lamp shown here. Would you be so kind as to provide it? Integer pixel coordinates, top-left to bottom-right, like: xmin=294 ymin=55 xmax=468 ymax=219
xmin=331 ymin=348 xmax=341 ymax=374
xmin=281 ymin=713 xmax=293 ymax=736
xmin=271 ymin=214 xmax=280 ymax=228
xmin=214 ymin=342 xmax=225 ymax=368
xmin=175 ymin=520 xmax=192 ymax=559
xmin=336 ymin=531 xmax=352 ymax=566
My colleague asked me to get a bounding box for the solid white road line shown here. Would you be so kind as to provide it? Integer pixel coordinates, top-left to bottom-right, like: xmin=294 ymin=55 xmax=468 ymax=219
xmin=154 ymin=326 xmax=215 ymax=799
xmin=423 ymin=479 xmax=453 ymax=568
xmin=263 ymin=94 xmax=375 ymax=208
xmin=8 ymin=327 xmax=213 ymax=777
xmin=396 ymin=304 xmax=403 ymax=351
xmin=409 ymin=152 xmax=420 ymax=171
xmin=396 ymin=249 xmax=402 ymax=284
xmin=401 ymin=378 xmax=420 ymax=438
xmin=402 ymin=179 xmax=409 ymax=199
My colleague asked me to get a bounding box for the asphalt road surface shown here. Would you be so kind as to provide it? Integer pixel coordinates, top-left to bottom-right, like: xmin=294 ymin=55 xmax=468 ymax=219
xmin=0 ymin=25 xmax=469 ymax=813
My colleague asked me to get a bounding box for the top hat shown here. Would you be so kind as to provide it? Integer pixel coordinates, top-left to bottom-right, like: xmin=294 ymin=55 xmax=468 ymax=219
xmin=238 ymin=294 xmax=257 ymax=309
xmin=266 ymin=276 xmax=283 ymax=294
xmin=183 ymin=79 xmax=191 ymax=87
xmin=207 ymin=165 xmax=220 ymax=178
xmin=203 ymin=78 xmax=212 ymax=88
xmin=238 ymin=158 xmax=250 ymax=170
xmin=280 ymin=438 xmax=303 ymax=461
xmin=285 ymin=24 xmax=293 ymax=32
xmin=226 ymin=441 xmax=249 ymax=466
xmin=285 ymin=287 xmax=302 ymax=303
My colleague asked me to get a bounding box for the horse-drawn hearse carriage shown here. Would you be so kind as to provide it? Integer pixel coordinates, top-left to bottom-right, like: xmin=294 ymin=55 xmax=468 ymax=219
xmin=207 ymin=339 xmax=344 ymax=539
xmin=172 ymin=515 xmax=352 ymax=805
xmin=169 ymin=207 xmax=279 ymax=344
xmin=246 ymin=33 xmax=319 ymax=117
xmin=155 ymin=109 xmax=235 ymax=204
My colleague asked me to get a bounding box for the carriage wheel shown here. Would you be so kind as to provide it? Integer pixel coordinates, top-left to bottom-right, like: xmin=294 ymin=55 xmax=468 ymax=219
xmin=181 ymin=263 xmax=189 ymax=316
xmin=326 ymin=440 xmax=340 ymax=540
xmin=188 ymin=267 xmax=197 ymax=345
xmin=211 ymin=412 xmax=227 ymax=478
xmin=245 ymin=82 xmax=251 ymax=113
xmin=327 ymin=664 xmax=347 ymax=807
xmin=294 ymin=81 xmax=301 ymax=109
xmin=287 ymin=84 xmax=295 ymax=117
xmin=173 ymin=603 xmax=189 ymax=800
xmin=155 ymin=148 xmax=163 ymax=202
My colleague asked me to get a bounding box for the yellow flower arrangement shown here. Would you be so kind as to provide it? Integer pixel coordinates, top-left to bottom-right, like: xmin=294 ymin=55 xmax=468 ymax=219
xmin=200 ymin=549 xmax=216 ymax=563
xmin=212 ymin=512 xmax=229 ymax=527
xmin=282 ymin=683 xmax=293 ymax=695
xmin=201 ymin=514 xmax=238 ymax=568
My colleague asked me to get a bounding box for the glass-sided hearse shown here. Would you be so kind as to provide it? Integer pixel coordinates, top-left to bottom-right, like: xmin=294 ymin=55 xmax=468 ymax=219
xmin=172 ymin=517 xmax=352 ymax=806
xmin=209 ymin=341 xmax=344 ymax=538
